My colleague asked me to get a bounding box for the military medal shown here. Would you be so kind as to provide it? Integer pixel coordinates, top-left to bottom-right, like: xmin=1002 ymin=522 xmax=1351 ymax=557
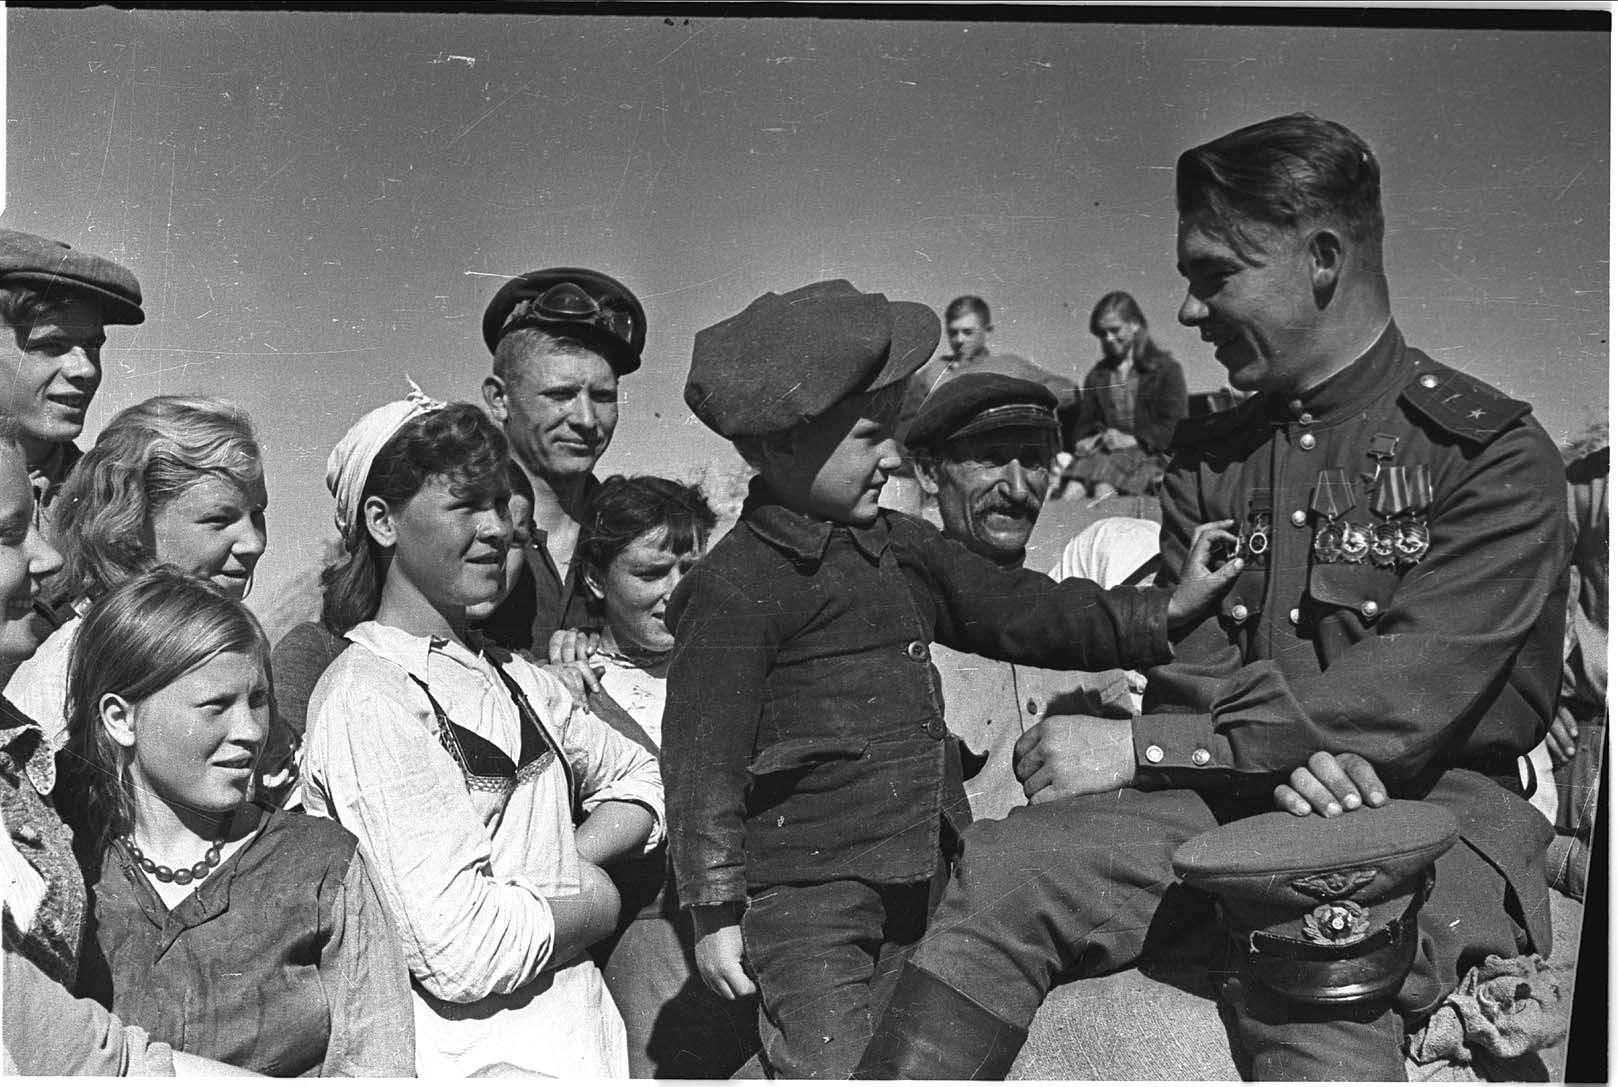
xmin=1239 ymin=507 xmax=1272 ymax=563
xmin=1339 ymin=523 xmax=1372 ymax=563
xmin=1310 ymin=469 xmax=1356 ymax=564
xmin=1371 ymin=464 xmax=1434 ymax=568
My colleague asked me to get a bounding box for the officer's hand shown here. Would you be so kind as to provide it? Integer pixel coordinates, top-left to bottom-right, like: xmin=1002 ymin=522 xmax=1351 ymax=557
xmin=691 ymin=905 xmax=756 ymax=1000
xmin=1166 ymin=520 xmax=1243 ymax=635
xmin=1015 ymin=714 xmax=1136 ymax=801
xmin=1547 ymin=713 xmax=1579 ymax=767
xmin=1274 ymin=752 xmax=1388 ymax=817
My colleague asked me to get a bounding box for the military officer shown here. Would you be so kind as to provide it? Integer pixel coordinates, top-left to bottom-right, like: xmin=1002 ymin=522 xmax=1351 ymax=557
xmin=856 ymin=114 xmax=1568 ymax=1080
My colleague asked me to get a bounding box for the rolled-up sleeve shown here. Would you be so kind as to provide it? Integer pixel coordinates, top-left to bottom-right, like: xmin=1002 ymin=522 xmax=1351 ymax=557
xmin=562 ymin=703 xmax=665 ymax=854
xmin=304 ymin=680 xmax=558 ymax=1005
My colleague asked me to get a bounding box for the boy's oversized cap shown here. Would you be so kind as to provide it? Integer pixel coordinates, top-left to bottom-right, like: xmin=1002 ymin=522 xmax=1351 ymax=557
xmin=0 ymin=229 xmax=144 ymax=325
xmin=905 ymin=371 xmax=1059 ymax=451
xmin=685 ymin=279 xmax=940 ymax=439
xmin=1173 ymin=800 xmax=1459 ymax=1005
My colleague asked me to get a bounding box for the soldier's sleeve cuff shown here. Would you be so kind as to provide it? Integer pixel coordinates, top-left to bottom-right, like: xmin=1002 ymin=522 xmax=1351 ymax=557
xmin=1137 ymin=586 xmax=1175 ymax=667
xmin=1132 ymin=712 xmax=1234 ymax=785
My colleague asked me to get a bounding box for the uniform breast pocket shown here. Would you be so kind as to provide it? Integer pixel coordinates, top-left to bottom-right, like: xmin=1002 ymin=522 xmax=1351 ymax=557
xmin=1308 ymin=561 xmax=1400 ymax=626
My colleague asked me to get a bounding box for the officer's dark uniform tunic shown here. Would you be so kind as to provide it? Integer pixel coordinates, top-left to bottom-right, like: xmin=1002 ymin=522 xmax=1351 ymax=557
xmin=907 ymin=322 xmax=1568 ymax=1079
xmin=662 ymin=479 xmax=1172 ymax=1079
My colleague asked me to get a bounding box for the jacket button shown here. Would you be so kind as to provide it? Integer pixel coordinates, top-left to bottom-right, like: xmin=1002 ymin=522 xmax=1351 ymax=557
xmin=1191 ymin=748 xmax=1212 ymax=766
xmin=1289 ymin=607 xmax=1301 ymax=625
xmin=1298 ymin=433 xmax=1316 ymax=451
xmin=1287 ymin=398 xmax=1304 ymax=417
xmin=1420 ymin=374 xmax=1440 ymax=389
xmin=1360 ymin=599 xmax=1380 ymax=619
xmin=905 ymin=640 xmax=929 ymax=662
xmin=1290 ymin=509 xmax=1308 ymax=527
xmin=1144 ymin=744 xmax=1165 ymax=764
xmin=1299 ymin=411 xmax=1314 ymax=425
xmin=1025 ymin=698 xmax=1042 ymax=716
xmin=924 ymin=719 xmax=948 ymax=740
xmin=1229 ymin=604 xmax=1249 ymax=622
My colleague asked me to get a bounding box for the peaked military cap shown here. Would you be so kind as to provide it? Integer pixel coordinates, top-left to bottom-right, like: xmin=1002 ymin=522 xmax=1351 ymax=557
xmin=905 ymin=371 xmax=1059 ymax=451
xmin=482 ymin=266 xmax=646 ymax=375
xmin=0 ymin=229 xmax=143 ymax=325
xmin=685 ymin=279 xmax=939 ymax=439
xmin=1173 ymin=799 xmax=1458 ymax=1005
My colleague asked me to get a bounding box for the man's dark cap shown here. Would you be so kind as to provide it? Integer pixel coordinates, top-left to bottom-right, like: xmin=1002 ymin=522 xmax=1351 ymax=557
xmin=685 ymin=279 xmax=939 ymax=439
xmin=482 ymin=266 xmax=646 ymax=375
xmin=1174 ymin=800 xmax=1459 ymax=1005
xmin=905 ymin=372 xmax=1059 ymax=451
xmin=0 ymin=229 xmax=143 ymax=325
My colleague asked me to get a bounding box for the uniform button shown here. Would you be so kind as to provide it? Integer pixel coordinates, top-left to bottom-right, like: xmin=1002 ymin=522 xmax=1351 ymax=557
xmin=1145 ymin=744 xmax=1165 ymax=764
xmin=905 ymin=640 xmax=929 ymax=662
xmin=1290 ymin=509 xmax=1308 ymax=527
xmin=1298 ymin=433 xmax=1316 ymax=451
xmin=1191 ymin=748 xmax=1212 ymax=766
xmin=1025 ymin=698 xmax=1042 ymax=716
xmin=1360 ymin=599 xmax=1380 ymax=619
xmin=1419 ymin=374 xmax=1439 ymax=389
xmin=924 ymin=719 xmax=948 ymax=740
xmin=1289 ymin=607 xmax=1301 ymax=624
xmin=1299 ymin=412 xmax=1315 ymax=425
xmin=1229 ymin=604 xmax=1249 ymax=623
xmin=1287 ymin=398 xmax=1304 ymax=417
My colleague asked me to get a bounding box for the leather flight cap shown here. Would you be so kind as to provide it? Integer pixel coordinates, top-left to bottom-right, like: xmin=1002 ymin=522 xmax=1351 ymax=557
xmin=1173 ymin=799 xmax=1459 ymax=1006
xmin=482 ymin=266 xmax=646 ymax=375
xmin=905 ymin=372 xmax=1059 ymax=451
xmin=685 ymin=279 xmax=940 ymax=439
xmin=0 ymin=229 xmax=143 ymax=325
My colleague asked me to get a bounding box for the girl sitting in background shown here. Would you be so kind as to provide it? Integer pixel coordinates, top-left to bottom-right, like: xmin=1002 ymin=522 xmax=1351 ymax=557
xmin=300 ymin=391 xmax=663 ymax=1078
xmin=6 ymin=396 xmax=268 ymax=753
xmin=56 ymin=568 xmax=414 ymax=1076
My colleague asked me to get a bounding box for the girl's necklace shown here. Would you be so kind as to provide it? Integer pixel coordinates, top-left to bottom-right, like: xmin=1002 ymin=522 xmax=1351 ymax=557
xmin=122 ymin=821 xmax=229 ymax=886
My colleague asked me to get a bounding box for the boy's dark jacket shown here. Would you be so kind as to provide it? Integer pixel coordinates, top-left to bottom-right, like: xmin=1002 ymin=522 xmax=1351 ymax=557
xmin=661 ymin=480 xmax=1172 ymax=907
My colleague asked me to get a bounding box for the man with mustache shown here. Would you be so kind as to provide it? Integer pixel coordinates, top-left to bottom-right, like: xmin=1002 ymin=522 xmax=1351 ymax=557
xmin=479 ymin=267 xmax=647 ymax=655
xmin=859 ymin=114 xmax=1570 ymax=1081
xmin=0 ymin=230 xmax=144 ymax=530
xmin=906 ymin=363 xmax=1147 ymax=821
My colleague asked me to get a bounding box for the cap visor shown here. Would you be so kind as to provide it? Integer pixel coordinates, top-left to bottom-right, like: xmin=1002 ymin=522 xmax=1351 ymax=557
xmin=868 ymin=300 xmax=941 ymax=392
xmin=948 ymin=405 xmax=1061 ymax=442
xmin=5 ymin=272 xmax=144 ymax=325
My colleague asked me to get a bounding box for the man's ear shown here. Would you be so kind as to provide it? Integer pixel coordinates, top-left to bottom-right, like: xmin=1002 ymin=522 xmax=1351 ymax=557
xmin=99 ymin=693 xmax=137 ymax=750
xmin=483 ymin=374 xmax=509 ymax=425
xmin=913 ymin=451 xmax=941 ymax=498
xmin=1308 ymin=228 xmax=1344 ymax=304
xmin=363 ymin=495 xmax=399 ymax=550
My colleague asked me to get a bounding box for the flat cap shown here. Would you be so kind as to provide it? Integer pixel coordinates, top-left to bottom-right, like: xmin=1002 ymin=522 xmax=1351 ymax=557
xmin=483 ymin=266 xmax=646 ymax=375
xmin=0 ymin=229 xmax=143 ymax=325
xmin=905 ymin=371 xmax=1059 ymax=451
xmin=685 ymin=279 xmax=939 ymax=439
xmin=1174 ymin=800 xmax=1459 ymax=1005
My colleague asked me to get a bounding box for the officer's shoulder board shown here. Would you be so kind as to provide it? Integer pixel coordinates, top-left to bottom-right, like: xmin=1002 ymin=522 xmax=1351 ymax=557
xmin=1400 ymin=354 xmax=1531 ymax=445
xmin=1170 ymin=394 xmax=1263 ymax=449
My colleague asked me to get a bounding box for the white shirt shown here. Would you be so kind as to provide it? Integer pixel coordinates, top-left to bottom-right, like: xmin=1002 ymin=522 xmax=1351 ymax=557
xmin=4 ymin=613 xmax=82 ymax=752
xmin=300 ymin=621 xmax=664 ymax=1079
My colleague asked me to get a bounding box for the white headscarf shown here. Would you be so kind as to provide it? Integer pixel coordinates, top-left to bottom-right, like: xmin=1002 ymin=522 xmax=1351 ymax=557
xmin=326 ymin=378 xmax=447 ymax=536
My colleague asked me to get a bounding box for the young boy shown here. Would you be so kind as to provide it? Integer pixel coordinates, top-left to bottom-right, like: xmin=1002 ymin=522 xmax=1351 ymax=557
xmin=662 ymin=279 xmax=1238 ymax=1078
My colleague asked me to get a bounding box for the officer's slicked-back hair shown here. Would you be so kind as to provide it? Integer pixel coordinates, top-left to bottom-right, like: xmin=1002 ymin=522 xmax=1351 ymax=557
xmin=1176 ymin=114 xmax=1385 ymax=255
xmin=944 ymin=295 xmax=991 ymax=326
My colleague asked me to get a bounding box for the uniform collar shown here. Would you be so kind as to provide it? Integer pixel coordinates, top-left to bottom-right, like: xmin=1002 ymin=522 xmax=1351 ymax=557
xmin=1268 ymin=320 xmax=1405 ymax=427
xmin=742 ymin=477 xmax=890 ymax=564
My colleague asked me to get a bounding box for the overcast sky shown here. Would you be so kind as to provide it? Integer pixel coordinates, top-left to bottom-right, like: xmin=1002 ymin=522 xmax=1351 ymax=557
xmin=4 ymin=8 xmax=1608 ymax=619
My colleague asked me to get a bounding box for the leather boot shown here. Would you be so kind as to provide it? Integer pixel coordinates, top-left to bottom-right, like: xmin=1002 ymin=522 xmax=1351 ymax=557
xmin=852 ymin=962 xmax=1028 ymax=1080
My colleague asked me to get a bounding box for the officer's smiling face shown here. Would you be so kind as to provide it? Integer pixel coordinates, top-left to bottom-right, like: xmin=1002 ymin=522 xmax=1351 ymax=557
xmin=1175 ymin=213 xmax=1322 ymax=396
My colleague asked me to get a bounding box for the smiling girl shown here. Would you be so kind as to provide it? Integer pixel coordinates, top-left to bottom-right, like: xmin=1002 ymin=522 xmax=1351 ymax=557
xmin=55 ymin=568 xmax=415 ymax=1075
xmin=300 ymin=392 xmax=663 ymax=1078
xmin=5 ymin=395 xmax=268 ymax=751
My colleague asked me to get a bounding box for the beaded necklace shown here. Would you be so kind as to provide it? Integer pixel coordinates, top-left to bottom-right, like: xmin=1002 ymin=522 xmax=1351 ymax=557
xmin=121 ymin=825 xmax=228 ymax=887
